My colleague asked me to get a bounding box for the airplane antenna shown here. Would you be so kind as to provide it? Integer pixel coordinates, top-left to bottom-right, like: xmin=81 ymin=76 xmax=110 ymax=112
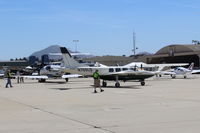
xmin=132 ymin=31 xmax=136 ymax=56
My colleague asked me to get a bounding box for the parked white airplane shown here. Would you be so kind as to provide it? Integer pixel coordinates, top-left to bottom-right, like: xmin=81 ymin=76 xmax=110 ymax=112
xmin=0 ymin=73 xmax=4 ymax=77
xmin=60 ymin=47 xmax=155 ymax=87
xmin=23 ymin=64 xmax=81 ymax=82
xmin=0 ymin=69 xmax=5 ymax=77
xmin=124 ymin=62 xmax=188 ymax=74
xmin=161 ymin=62 xmax=200 ymax=78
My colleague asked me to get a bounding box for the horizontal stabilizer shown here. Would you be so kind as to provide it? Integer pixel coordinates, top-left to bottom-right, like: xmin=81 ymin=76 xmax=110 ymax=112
xmin=22 ymin=75 xmax=48 ymax=79
xmin=62 ymin=74 xmax=82 ymax=78
xmin=191 ymin=69 xmax=200 ymax=74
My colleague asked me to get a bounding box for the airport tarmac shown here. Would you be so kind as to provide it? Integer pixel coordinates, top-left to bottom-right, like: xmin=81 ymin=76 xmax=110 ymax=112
xmin=0 ymin=75 xmax=200 ymax=133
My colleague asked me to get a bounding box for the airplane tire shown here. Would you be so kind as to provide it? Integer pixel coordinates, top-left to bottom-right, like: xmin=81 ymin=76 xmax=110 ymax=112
xmin=184 ymin=75 xmax=187 ymax=79
xmin=172 ymin=75 xmax=176 ymax=79
xmin=115 ymin=82 xmax=120 ymax=88
xmin=65 ymin=78 xmax=69 ymax=82
xmin=141 ymin=81 xmax=145 ymax=86
xmin=102 ymin=81 xmax=107 ymax=87
xmin=38 ymin=79 xmax=46 ymax=83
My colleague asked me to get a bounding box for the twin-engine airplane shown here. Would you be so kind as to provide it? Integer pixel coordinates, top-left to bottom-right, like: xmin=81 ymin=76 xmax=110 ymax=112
xmin=60 ymin=47 xmax=155 ymax=87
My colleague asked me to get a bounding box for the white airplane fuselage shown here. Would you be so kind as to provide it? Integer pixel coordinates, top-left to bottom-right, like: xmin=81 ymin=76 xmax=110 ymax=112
xmin=173 ymin=67 xmax=191 ymax=75
xmin=39 ymin=65 xmax=65 ymax=77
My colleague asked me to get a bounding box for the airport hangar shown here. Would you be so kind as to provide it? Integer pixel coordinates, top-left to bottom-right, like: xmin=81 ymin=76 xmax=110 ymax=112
xmin=146 ymin=44 xmax=200 ymax=68
xmin=85 ymin=44 xmax=200 ymax=68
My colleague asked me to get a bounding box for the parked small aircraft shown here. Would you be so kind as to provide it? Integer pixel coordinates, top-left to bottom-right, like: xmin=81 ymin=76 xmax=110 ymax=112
xmin=60 ymin=47 xmax=155 ymax=87
xmin=124 ymin=62 xmax=188 ymax=76
xmin=161 ymin=62 xmax=200 ymax=78
xmin=23 ymin=64 xmax=81 ymax=82
xmin=0 ymin=70 xmax=4 ymax=77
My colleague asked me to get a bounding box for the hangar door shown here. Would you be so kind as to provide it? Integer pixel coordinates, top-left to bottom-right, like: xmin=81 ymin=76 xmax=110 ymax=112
xmin=150 ymin=55 xmax=200 ymax=67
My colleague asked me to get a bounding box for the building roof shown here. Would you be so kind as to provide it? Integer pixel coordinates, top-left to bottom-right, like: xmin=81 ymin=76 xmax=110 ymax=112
xmin=155 ymin=44 xmax=200 ymax=55
xmin=0 ymin=61 xmax=29 ymax=67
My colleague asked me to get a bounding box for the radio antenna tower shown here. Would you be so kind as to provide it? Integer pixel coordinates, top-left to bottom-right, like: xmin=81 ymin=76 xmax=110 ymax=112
xmin=132 ymin=31 xmax=136 ymax=56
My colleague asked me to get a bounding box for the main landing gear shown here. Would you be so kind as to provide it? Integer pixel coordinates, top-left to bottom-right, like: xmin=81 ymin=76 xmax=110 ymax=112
xmin=102 ymin=80 xmax=146 ymax=87
xmin=115 ymin=82 xmax=120 ymax=88
xmin=102 ymin=81 xmax=107 ymax=87
xmin=102 ymin=75 xmax=121 ymax=88
xmin=171 ymin=75 xmax=176 ymax=79
xmin=38 ymin=78 xmax=46 ymax=83
xmin=115 ymin=75 xmax=120 ymax=88
xmin=140 ymin=80 xmax=145 ymax=86
xmin=102 ymin=81 xmax=121 ymax=88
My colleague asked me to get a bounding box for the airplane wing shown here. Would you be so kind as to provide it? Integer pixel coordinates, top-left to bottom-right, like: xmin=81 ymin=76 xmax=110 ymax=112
xmin=22 ymin=75 xmax=48 ymax=79
xmin=153 ymin=63 xmax=188 ymax=71
xmin=49 ymin=53 xmax=90 ymax=56
xmin=160 ymin=71 xmax=176 ymax=75
xmin=62 ymin=74 xmax=82 ymax=79
xmin=191 ymin=70 xmax=200 ymax=74
xmin=104 ymin=70 xmax=155 ymax=76
xmin=21 ymin=74 xmax=81 ymax=79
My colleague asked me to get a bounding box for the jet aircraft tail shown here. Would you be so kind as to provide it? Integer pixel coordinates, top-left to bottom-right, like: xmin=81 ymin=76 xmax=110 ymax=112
xmin=60 ymin=47 xmax=86 ymax=68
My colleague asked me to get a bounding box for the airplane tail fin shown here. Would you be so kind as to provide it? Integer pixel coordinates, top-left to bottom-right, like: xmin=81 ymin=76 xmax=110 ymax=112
xmin=188 ymin=62 xmax=194 ymax=70
xmin=60 ymin=47 xmax=85 ymax=68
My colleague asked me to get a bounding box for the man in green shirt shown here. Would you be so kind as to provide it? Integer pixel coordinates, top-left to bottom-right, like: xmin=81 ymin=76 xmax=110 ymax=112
xmin=92 ymin=70 xmax=104 ymax=93
xmin=5 ymin=70 xmax=13 ymax=88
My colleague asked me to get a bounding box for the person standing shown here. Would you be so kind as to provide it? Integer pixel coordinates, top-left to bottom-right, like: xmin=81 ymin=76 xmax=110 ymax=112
xmin=19 ymin=71 xmax=24 ymax=83
xmin=16 ymin=71 xmax=20 ymax=83
xmin=92 ymin=70 xmax=104 ymax=93
xmin=20 ymin=76 xmax=24 ymax=83
xmin=5 ymin=70 xmax=13 ymax=88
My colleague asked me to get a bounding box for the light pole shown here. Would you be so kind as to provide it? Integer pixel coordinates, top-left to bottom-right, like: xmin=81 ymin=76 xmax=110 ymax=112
xmin=73 ymin=40 xmax=79 ymax=52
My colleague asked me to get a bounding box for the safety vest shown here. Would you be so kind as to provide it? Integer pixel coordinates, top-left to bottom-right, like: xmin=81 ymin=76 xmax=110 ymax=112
xmin=6 ymin=72 xmax=12 ymax=78
xmin=93 ymin=72 xmax=100 ymax=79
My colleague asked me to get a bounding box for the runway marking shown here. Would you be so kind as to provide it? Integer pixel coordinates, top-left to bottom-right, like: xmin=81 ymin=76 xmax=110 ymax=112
xmin=0 ymin=97 xmax=116 ymax=133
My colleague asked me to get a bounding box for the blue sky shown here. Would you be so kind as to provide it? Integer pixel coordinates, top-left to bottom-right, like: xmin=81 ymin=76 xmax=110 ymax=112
xmin=0 ymin=0 xmax=200 ymax=60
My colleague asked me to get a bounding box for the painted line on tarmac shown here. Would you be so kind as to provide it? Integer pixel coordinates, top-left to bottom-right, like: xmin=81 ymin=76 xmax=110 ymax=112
xmin=0 ymin=96 xmax=116 ymax=133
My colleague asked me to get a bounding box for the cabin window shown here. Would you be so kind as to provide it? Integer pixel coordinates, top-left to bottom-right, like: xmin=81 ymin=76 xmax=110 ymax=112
xmin=109 ymin=68 xmax=114 ymax=72
xmin=130 ymin=67 xmax=137 ymax=71
xmin=115 ymin=68 xmax=121 ymax=72
xmin=122 ymin=68 xmax=128 ymax=71
xmin=46 ymin=66 xmax=51 ymax=70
